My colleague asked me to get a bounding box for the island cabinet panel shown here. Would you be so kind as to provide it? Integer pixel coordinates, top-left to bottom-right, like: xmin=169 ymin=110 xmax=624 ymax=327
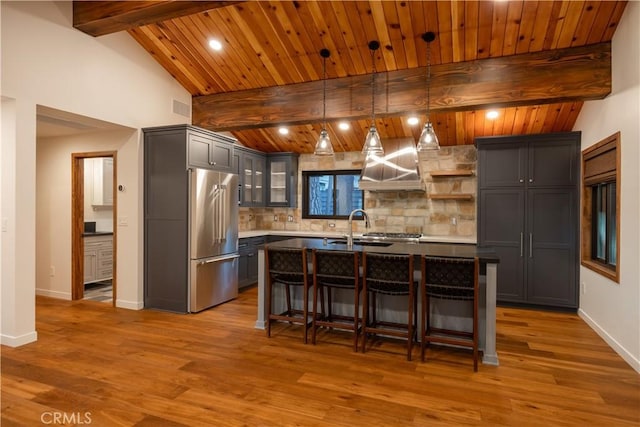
xmin=238 ymin=236 xmax=265 ymax=289
xmin=476 ymin=132 xmax=580 ymax=309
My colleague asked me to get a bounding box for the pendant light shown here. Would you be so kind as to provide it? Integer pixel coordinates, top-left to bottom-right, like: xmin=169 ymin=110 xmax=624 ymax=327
xmin=362 ymin=40 xmax=384 ymax=156
xmin=416 ymin=32 xmax=440 ymax=151
xmin=314 ymin=48 xmax=334 ymax=156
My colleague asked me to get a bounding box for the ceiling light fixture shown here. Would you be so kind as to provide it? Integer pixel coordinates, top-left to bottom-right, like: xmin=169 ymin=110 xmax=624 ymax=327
xmin=407 ymin=117 xmax=420 ymax=126
xmin=362 ymin=40 xmax=384 ymax=156
xmin=314 ymin=48 xmax=334 ymax=156
xmin=208 ymin=39 xmax=222 ymax=51
xmin=338 ymin=122 xmax=350 ymax=131
xmin=416 ymin=32 xmax=440 ymax=151
xmin=278 ymin=127 xmax=289 ymax=135
xmin=486 ymin=110 xmax=499 ymax=120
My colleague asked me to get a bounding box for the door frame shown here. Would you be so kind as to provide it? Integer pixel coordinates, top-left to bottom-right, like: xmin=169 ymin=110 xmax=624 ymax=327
xmin=71 ymin=151 xmax=117 ymax=305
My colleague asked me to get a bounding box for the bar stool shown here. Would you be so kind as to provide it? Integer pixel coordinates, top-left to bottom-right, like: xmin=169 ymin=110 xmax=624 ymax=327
xmin=265 ymin=246 xmax=314 ymax=343
xmin=361 ymin=252 xmax=417 ymax=361
xmin=311 ymin=249 xmax=361 ymax=351
xmin=421 ymin=256 xmax=480 ymax=371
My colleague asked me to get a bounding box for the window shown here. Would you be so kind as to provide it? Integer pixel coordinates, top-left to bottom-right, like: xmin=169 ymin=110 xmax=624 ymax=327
xmin=581 ymin=132 xmax=620 ymax=282
xmin=302 ymin=170 xmax=364 ymax=219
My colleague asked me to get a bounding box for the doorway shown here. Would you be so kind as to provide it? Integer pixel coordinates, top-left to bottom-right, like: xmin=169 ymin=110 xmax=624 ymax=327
xmin=71 ymin=151 xmax=117 ymax=305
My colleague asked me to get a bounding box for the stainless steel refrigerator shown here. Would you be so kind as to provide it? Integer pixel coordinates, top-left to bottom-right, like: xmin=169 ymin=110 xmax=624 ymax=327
xmin=189 ymin=168 xmax=239 ymax=312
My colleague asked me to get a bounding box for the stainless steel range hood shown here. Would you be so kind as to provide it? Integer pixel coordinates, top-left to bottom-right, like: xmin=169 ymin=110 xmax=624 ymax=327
xmin=358 ymin=137 xmax=425 ymax=192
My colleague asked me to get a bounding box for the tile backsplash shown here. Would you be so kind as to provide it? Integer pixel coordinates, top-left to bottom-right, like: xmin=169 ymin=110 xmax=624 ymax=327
xmin=239 ymin=145 xmax=477 ymax=238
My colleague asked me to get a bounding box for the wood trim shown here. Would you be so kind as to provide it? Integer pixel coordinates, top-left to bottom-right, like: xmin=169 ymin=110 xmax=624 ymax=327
xmin=193 ymin=42 xmax=612 ymax=131
xmin=71 ymin=151 xmax=118 ymax=305
xmin=71 ymin=154 xmax=84 ymax=300
xmin=580 ymin=132 xmax=620 ymax=283
xmin=428 ymin=194 xmax=474 ymax=200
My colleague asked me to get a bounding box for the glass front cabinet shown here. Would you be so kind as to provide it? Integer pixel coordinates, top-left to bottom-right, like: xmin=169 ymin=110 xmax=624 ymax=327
xmin=267 ymin=153 xmax=299 ymax=207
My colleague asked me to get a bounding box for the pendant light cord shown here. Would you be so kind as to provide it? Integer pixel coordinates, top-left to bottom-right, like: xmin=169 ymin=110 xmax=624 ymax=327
xmin=370 ymin=48 xmax=376 ymax=126
xmin=426 ymin=39 xmax=431 ymax=121
xmin=322 ymin=55 xmax=327 ymax=129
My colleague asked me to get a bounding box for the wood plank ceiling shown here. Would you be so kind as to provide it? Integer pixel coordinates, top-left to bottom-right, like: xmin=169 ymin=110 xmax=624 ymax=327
xmin=75 ymin=1 xmax=628 ymax=154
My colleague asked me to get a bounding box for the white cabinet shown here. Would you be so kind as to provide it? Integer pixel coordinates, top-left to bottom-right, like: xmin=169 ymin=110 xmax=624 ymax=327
xmin=90 ymin=158 xmax=113 ymax=207
xmin=84 ymin=235 xmax=113 ymax=284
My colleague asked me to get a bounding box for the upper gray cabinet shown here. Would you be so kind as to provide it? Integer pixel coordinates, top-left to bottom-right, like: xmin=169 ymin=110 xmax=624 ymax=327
xmin=478 ymin=134 xmax=578 ymax=189
xmin=266 ymin=153 xmax=298 ymax=207
xmin=187 ymin=127 xmax=234 ymax=172
xmin=234 ymin=146 xmax=265 ymax=207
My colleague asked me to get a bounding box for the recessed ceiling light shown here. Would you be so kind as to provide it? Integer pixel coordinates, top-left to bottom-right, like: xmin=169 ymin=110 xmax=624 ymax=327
xmin=278 ymin=127 xmax=289 ymax=135
xmin=407 ymin=117 xmax=420 ymax=126
xmin=486 ymin=110 xmax=499 ymax=120
xmin=338 ymin=122 xmax=350 ymax=130
xmin=208 ymin=39 xmax=222 ymax=51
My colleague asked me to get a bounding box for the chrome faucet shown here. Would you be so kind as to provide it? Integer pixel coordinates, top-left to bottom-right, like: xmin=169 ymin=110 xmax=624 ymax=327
xmin=347 ymin=209 xmax=370 ymax=248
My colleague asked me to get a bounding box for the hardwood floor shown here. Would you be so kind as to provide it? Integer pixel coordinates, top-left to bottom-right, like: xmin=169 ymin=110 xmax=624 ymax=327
xmin=2 ymin=287 xmax=638 ymax=426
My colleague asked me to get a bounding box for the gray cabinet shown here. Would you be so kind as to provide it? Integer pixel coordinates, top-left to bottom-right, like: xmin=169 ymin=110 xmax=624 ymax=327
xmin=266 ymin=153 xmax=298 ymax=207
xmin=235 ymin=147 xmax=265 ymax=207
xmin=477 ymin=132 xmax=580 ymax=309
xmin=238 ymin=236 xmax=265 ymax=289
xmin=187 ymin=127 xmax=234 ymax=172
xmin=143 ymin=124 xmax=236 ymax=312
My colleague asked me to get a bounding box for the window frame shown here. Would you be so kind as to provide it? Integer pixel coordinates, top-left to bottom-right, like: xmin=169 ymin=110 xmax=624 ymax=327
xmin=302 ymin=169 xmax=365 ymax=220
xmin=581 ymin=132 xmax=621 ymax=283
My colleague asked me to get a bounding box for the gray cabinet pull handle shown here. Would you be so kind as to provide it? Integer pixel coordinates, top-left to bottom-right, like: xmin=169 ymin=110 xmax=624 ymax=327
xmin=529 ymin=233 xmax=533 ymax=258
xmin=520 ymin=232 xmax=523 ymax=257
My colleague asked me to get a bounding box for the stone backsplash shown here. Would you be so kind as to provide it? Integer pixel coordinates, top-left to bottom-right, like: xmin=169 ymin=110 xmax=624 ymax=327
xmin=239 ymin=145 xmax=477 ymax=239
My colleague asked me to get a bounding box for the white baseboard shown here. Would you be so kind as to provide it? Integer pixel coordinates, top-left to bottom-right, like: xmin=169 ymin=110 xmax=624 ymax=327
xmin=35 ymin=288 xmax=71 ymax=300
xmin=579 ymin=308 xmax=640 ymax=373
xmin=116 ymin=299 xmax=143 ymax=310
xmin=1 ymin=331 xmax=38 ymax=347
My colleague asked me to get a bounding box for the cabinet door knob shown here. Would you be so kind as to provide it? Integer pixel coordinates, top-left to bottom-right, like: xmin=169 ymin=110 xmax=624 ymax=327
xmin=519 ymin=179 xmax=524 ymax=183
xmin=529 ymin=178 xmax=533 ymax=183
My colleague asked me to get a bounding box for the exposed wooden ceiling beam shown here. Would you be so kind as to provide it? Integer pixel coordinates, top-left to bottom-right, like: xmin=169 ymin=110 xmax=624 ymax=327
xmin=73 ymin=1 xmax=241 ymax=37
xmin=193 ymin=42 xmax=611 ymax=132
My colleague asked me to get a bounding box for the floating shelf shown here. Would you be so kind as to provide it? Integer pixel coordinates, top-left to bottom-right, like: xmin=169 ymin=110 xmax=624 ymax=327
xmin=429 ymin=194 xmax=474 ymax=200
xmin=430 ymin=170 xmax=474 ymax=177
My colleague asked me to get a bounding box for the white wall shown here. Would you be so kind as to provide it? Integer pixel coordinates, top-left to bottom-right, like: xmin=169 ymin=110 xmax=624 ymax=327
xmin=36 ymin=130 xmax=133 ymax=301
xmin=573 ymin=1 xmax=640 ymax=372
xmin=1 ymin=1 xmax=191 ymax=346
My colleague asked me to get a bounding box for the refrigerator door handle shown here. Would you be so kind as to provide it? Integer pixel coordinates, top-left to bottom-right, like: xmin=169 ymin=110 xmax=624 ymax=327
xmin=220 ymin=185 xmax=225 ymax=241
xmin=199 ymin=254 xmax=240 ymax=265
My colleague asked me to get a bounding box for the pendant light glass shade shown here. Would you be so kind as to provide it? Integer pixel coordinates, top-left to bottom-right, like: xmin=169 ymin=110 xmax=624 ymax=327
xmin=416 ymin=32 xmax=440 ymax=152
xmin=314 ymin=129 xmax=333 ymax=155
xmin=314 ymin=48 xmax=334 ymax=156
xmin=362 ymin=41 xmax=384 ymax=156
xmin=416 ymin=122 xmax=439 ymax=151
xmin=363 ymin=125 xmax=383 ymax=155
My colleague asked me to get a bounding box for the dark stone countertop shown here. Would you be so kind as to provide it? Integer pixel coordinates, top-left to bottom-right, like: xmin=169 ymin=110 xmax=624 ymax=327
xmin=262 ymin=238 xmax=499 ymax=264
xmin=82 ymin=232 xmax=114 ymax=237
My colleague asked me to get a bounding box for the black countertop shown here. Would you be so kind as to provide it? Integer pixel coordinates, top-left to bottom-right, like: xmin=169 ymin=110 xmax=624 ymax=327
xmin=82 ymin=232 xmax=114 ymax=237
xmin=262 ymin=238 xmax=499 ymax=264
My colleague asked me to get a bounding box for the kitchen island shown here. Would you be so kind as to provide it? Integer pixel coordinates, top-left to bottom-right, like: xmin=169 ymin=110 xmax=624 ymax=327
xmin=255 ymin=238 xmax=500 ymax=365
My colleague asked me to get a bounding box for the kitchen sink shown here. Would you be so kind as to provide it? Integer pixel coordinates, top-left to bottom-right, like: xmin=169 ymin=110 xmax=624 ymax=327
xmin=328 ymin=240 xmax=393 ymax=247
